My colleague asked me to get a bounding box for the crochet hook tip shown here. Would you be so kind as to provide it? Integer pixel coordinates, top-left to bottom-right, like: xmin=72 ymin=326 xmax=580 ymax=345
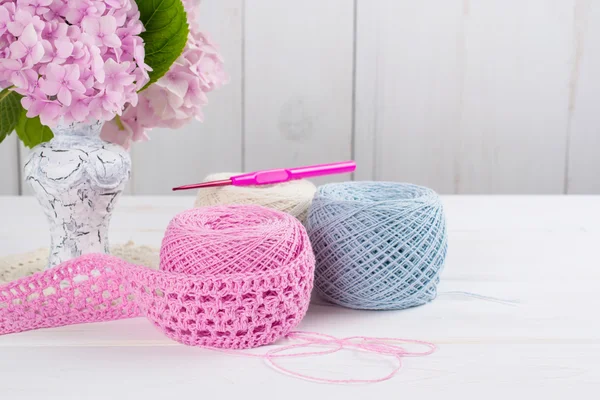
xmin=172 ymin=179 xmax=233 ymax=191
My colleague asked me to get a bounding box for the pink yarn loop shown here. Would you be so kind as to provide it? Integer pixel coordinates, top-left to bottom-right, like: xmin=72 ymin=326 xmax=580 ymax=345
xmin=206 ymin=331 xmax=436 ymax=384
xmin=262 ymin=332 xmax=436 ymax=384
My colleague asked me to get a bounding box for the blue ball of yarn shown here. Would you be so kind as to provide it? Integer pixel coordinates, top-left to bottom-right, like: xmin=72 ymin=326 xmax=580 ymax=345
xmin=306 ymin=182 xmax=448 ymax=310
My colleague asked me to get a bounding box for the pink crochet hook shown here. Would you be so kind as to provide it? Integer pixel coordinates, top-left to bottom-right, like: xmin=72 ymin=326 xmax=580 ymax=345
xmin=172 ymin=160 xmax=356 ymax=191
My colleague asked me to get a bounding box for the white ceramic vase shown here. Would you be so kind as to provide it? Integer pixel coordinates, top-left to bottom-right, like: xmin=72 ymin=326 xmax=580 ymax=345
xmin=24 ymin=121 xmax=131 ymax=269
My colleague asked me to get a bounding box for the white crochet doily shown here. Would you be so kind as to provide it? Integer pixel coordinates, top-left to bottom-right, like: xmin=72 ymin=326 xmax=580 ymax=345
xmin=0 ymin=242 xmax=160 ymax=284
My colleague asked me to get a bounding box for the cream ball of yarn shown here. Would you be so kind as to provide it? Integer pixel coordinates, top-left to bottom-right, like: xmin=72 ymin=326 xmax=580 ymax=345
xmin=194 ymin=172 xmax=317 ymax=223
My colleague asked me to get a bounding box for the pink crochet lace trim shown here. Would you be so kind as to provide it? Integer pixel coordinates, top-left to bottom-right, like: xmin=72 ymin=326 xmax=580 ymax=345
xmin=0 ymin=252 xmax=313 ymax=349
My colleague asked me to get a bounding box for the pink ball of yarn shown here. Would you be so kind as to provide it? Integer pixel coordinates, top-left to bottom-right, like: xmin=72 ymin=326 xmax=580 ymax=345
xmin=134 ymin=205 xmax=315 ymax=349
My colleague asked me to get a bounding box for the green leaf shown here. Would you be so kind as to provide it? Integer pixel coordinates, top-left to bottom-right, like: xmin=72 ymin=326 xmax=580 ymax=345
xmin=136 ymin=0 xmax=189 ymax=90
xmin=15 ymin=114 xmax=54 ymax=149
xmin=0 ymin=87 xmax=23 ymax=144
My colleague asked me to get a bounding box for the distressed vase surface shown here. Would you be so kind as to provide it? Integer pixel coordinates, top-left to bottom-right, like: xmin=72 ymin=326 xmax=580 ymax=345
xmin=24 ymin=121 xmax=131 ymax=269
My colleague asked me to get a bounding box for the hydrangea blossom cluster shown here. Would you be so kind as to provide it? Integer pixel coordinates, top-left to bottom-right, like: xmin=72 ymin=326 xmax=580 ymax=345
xmin=0 ymin=0 xmax=151 ymax=127
xmin=101 ymin=0 xmax=227 ymax=149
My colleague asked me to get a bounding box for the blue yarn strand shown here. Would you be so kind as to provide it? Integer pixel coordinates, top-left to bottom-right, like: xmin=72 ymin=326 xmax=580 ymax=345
xmin=307 ymin=182 xmax=448 ymax=311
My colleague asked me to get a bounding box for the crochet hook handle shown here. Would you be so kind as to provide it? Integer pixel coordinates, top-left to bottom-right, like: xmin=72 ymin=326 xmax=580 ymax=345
xmin=172 ymin=161 xmax=356 ymax=191
xmin=231 ymin=161 xmax=356 ymax=186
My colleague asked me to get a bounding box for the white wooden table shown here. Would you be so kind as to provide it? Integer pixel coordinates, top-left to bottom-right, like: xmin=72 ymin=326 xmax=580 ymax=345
xmin=1 ymin=196 xmax=598 ymax=398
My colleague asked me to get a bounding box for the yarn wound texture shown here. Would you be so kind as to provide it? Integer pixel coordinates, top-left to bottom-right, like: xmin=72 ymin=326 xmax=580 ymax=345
xmin=195 ymin=173 xmax=317 ymax=223
xmin=307 ymin=182 xmax=447 ymax=310
xmin=0 ymin=205 xmax=315 ymax=349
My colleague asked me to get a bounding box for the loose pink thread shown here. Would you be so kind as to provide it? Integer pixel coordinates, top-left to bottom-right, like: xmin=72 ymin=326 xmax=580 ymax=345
xmin=213 ymin=331 xmax=436 ymax=384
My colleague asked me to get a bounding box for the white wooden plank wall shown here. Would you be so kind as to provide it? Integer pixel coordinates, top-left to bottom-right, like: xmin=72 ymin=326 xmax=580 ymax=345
xmin=18 ymin=143 xmax=32 ymax=195
xmin=244 ymin=0 xmax=354 ymax=186
xmin=1 ymin=0 xmax=599 ymax=195
xmin=0 ymin=135 xmax=19 ymax=195
xmin=355 ymin=0 xmax=578 ymax=194
xmin=566 ymin=0 xmax=600 ymax=194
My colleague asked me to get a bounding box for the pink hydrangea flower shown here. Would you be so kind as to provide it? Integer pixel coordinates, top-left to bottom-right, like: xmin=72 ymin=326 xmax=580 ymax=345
xmin=20 ymin=0 xmax=53 ymax=16
xmin=7 ymin=9 xmax=44 ymax=36
xmin=100 ymin=58 xmax=134 ymax=91
xmin=21 ymin=87 xmax=62 ymax=126
xmin=0 ymin=58 xmax=37 ymax=89
xmin=82 ymin=15 xmax=121 ymax=49
xmin=39 ymin=63 xmax=86 ymax=106
xmin=9 ymin=23 xmax=45 ymax=66
xmin=65 ymin=0 xmax=106 ymax=25
xmin=63 ymin=92 xmax=90 ymax=122
xmin=43 ymin=21 xmax=68 ymax=42
xmin=40 ymin=36 xmax=73 ymax=64
xmin=0 ymin=0 xmax=151 ymax=127
xmin=100 ymin=96 xmax=149 ymax=149
xmin=89 ymin=88 xmax=123 ymax=121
